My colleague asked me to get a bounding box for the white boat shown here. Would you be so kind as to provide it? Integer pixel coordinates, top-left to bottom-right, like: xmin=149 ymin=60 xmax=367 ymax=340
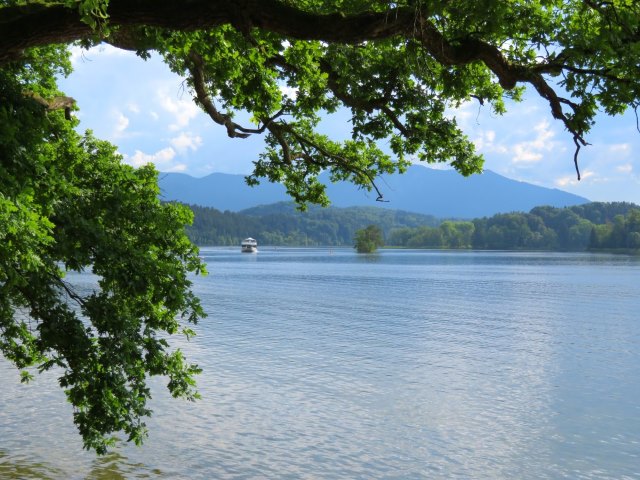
xmin=241 ymin=237 xmax=258 ymax=253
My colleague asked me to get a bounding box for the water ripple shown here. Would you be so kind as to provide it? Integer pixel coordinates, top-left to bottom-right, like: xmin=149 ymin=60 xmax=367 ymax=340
xmin=1 ymin=249 xmax=639 ymax=479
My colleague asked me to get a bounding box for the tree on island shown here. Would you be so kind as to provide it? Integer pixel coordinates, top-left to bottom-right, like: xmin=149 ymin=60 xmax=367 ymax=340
xmin=1 ymin=0 xmax=640 ymax=452
xmin=354 ymin=225 xmax=385 ymax=253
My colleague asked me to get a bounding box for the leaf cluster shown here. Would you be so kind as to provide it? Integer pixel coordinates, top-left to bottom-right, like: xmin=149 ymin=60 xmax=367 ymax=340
xmin=354 ymin=224 xmax=384 ymax=253
xmin=1 ymin=46 xmax=205 ymax=453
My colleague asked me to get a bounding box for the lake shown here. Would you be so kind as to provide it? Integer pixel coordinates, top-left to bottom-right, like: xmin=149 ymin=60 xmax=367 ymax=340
xmin=1 ymin=248 xmax=639 ymax=479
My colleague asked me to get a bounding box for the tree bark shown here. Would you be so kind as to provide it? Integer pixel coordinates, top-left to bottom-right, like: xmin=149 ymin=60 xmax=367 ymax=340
xmin=0 ymin=0 xmax=416 ymax=64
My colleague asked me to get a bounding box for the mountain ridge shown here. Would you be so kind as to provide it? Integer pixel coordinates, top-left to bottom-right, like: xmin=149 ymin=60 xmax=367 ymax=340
xmin=159 ymin=165 xmax=589 ymax=218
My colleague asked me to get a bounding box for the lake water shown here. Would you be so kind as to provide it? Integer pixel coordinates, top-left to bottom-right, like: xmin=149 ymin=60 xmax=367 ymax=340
xmin=1 ymin=249 xmax=639 ymax=479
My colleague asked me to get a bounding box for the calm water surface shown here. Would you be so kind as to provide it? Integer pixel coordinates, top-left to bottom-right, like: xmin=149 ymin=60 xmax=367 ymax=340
xmin=1 ymin=249 xmax=639 ymax=479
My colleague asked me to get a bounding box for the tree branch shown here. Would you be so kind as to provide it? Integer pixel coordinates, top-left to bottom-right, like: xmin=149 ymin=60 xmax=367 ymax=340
xmin=275 ymin=122 xmax=389 ymax=202
xmin=23 ymin=91 xmax=76 ymax=120
xmin=187 ymin=51 xmax=282 ymax=138
xmin=0 ymin=0 xmax=418 ymax=64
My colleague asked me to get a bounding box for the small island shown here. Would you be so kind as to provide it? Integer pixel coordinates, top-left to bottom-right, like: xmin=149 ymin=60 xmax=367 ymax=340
xmin=354 ymin=225 xmax=385 ymax=253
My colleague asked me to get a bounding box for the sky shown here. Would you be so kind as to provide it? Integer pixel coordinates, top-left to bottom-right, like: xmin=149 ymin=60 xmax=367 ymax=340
xmin=58 ymin=45 xmax=640 ymax=204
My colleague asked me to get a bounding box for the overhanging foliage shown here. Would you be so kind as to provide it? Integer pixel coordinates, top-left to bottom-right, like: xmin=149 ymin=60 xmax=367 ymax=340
xmin=1 ymin=0 xmax=639 ymax=452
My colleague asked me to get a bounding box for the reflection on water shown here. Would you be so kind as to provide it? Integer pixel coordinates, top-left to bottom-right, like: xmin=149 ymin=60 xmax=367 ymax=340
xmin=0 ymin=450 xmax=164 ymax=480
xmin=0 ymin=451 xmax=62 ymax=480
xmin=1 ymin=249 xmax=639 ymax=479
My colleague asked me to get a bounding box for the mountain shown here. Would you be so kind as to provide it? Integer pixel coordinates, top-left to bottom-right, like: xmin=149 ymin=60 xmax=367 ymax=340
xmin=159 ymin=165 xmax=589 ymax=218
xmin=158 ymin=171 xmax=288 ymax=212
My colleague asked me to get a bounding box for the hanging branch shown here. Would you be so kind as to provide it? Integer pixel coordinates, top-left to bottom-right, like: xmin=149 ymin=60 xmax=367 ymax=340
xmin=572 ymin=135 xmax=589 ymax=181
xmin=187 ymin=51 xmax=284 ymax=138
xmin=270 ymin=122 xmax=389 ymax=202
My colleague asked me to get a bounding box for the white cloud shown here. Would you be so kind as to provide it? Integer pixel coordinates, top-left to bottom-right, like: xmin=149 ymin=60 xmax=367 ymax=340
xmin=555 ymin=175 xmax=576 ymax=187
xmin=449 ymin=100 xmax=476 ymax=125
xmin=126 ymin=147 xmax=176 ymax=168
xmin=113 ymin=111 xmax=129 ymax=137
xmin=280 ymin=85 xmax=298 ymax=99
xmin=127 ymin=103 xmax=140 ymax=114
xmin=197 ymin=163 xmax=216 ymax=175
xmin=96 ymin=44 xmax=134 ymax=57
xmin=511 ymin=120 xmax=557 ymax=164
xmin=166 ymin=163 xmax=188 ymax=172
xmin=512 ymin=145 xmax=543 ymax=163
xmin=170 ymin=132 xmax=203 ymax=153
xmin=69 ymin=44 xmax=134 ymax=66
xmin=157 ymin=89 xmax=200 ymax=131
xmin=68 ymin=46 xmax=85 ymax=66
xmin=616 ymin=163 xmax=633 ymax=174
xmin=473 ymin=129 xmax=508 ymax=154
xmin=608 ymin=143 xmax=631 ymax=158
xmin=555 ymin=170 xmax=595 ymax=187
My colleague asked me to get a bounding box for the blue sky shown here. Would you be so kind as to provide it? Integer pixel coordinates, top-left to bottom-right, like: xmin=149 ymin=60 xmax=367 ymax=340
xmin=59 ymin=45 xmax=640 ymax=204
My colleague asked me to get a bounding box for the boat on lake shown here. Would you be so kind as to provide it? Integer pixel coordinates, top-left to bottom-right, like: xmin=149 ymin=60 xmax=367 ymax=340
xmin=241 ymin=237 xmax=258 ymax=253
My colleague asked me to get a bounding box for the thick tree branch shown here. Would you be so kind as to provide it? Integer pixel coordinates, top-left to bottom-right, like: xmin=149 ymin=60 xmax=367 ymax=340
xmin=186 ymin=51 xmax=282 ymax=138
xmin=0 ymin=0 xmax=417 ymax=64
xmin=23 ymin=91 xmax=76 ymax=120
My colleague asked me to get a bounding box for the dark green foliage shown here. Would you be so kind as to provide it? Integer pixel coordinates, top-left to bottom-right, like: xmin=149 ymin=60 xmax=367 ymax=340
xmin=186 ymin=202 xmax=438 ymax=246
xmin=185 ymin=201 xmax=640 ymax=252
xmin=588 ymin=210 xmax=640 ymax=251
xmin=1 ymin=48 xmax=205 ymax=454
xmin=186 ymin=205 xmax=263 ymax=246
xmin=386 ymin=202 xmax=640 ymax=252
xmin=354 ymin=225 xmax=384 ymax=253
xmin=472 ymin=213 xmax=559 ymax=250
xmin=387 ymin=221 xmax=475 ymax=249
xmin=567 ymin=202 xmax=640 ymax=225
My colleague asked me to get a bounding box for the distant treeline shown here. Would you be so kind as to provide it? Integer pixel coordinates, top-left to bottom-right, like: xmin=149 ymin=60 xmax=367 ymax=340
xmin=185 ymin=202 xmax=439 ymax=246
xmin=183 ymin=201 xmax=640 ymax=252
xmin=388 ymin=202 xmax=640 ymax=251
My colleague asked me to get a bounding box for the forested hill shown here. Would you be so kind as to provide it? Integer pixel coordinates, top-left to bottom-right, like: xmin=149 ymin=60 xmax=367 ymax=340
xmin=185 ymin=201 xmax=639 ymax=251
xmin=186 ymin=203 xmax=439 ymax=246
xmin=159 ymin=166 xmax=589 ymax=218
xmin=388 ymin=202 xmax=640 ymax=252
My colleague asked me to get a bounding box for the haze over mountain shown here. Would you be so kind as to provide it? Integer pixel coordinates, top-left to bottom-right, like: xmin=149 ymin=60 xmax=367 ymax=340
xmin=159 ymin=165 xmax=589 ymax=218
